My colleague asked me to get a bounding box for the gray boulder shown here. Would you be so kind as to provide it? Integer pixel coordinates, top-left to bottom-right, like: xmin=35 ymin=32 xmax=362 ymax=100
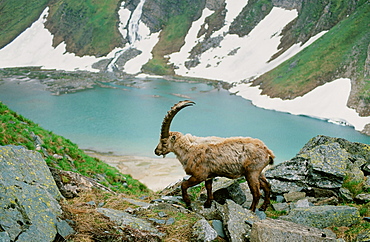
xmin=281 ymin=205 xmax=361 ymax=229
xmin=355 ymin=193 xmax=370 ymax=204
xmin=0 ymin=145 xmax=74 ymax=242
xmin=192 ymin=219 xmax=218 ymax=242
xmin=219 ymin=199 xmax=260 ymax=241
xmin=250 ymin=218 xmax=337 ymax=242
xmin=283 ymin=191 xmax=306 ymax=202
xmin=212 ymin=178 xmax=246 ymax=205
xmin=266 ymin=135 xmax=370 ymax=197
xmin=304 ymin=142 xmax=348 ymax=188
xmin=97 ymin=208 xmax=164 ymax=240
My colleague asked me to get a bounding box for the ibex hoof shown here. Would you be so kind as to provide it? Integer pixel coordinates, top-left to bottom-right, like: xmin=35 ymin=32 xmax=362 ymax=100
xmin=203 ymin=201 xmax=212 ymax=208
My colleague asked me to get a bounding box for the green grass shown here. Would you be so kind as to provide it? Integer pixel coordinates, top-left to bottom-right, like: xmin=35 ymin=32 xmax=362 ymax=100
xmin=142 ymin=14 xmax=193 ymax=75
xmin=45 ymin=0 xmax=122 ymax=56
xmin=254 ymin=2 xmax=370 ymax=99
xmin=0 ymin=102 xmax=148 ymax=195
xmin=229 ymin=0 xmax=273 ymax=36
xmin=0 ymin=0 xmax=50 ymax=49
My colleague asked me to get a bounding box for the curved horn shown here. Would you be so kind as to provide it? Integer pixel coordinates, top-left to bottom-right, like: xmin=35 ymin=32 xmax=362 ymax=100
xmin=160 ymin=100 xmax=195 ymax=139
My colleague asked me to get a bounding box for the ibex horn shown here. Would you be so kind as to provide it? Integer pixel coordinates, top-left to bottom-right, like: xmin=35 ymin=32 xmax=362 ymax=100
xmin=160 ymin=100 xmax=195 ymax=139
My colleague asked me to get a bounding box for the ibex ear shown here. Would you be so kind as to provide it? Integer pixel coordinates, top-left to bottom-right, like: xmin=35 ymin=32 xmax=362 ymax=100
xmin=171 ymin=135 xmax=176 ymax=141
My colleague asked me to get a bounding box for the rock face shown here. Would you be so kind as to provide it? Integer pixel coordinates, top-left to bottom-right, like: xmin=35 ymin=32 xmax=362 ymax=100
xmin=192 ymin=219 xmax=218 ymax=242
xmin=97 ymin=208 xmax=164 ymax=241
xmin=250 ymin=219 xmax=337 ymax=242
xmin=266 ymin=135 xmax=370 ymax=198
xmin=0 ymin=145 xmax=74 ymax=242
xmin=281 ymin=205 xmax=361 ymax=229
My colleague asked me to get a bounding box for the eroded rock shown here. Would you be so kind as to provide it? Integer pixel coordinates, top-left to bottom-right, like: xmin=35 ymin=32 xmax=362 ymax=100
xmin=250 ymin=218 xmax=337 ymax=242
xmin=281 ymin=205 xmax=361 ymax=229
xmin=0 ymin=145 xmax=74 ymax=241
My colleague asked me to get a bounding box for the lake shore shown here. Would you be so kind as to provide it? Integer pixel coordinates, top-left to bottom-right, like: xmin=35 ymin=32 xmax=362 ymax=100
xmin=85 ymin=150 xmax=185 ymax=191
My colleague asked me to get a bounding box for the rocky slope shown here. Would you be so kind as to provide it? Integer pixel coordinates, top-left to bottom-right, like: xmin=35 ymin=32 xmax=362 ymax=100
xmin=1 ymin=134 xmax=369 ymax=241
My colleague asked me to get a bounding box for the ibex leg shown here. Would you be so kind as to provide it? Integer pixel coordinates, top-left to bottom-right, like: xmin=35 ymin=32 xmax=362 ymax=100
xmin=259 ymin=174 xmax=271 ymax=211
xmin=245 ymin=171 xmax=261 ymax=212
xmin=204 ymin=178 xmax=213 ymax=208
xmin=181 ymin=176 xmax=203 ymax=209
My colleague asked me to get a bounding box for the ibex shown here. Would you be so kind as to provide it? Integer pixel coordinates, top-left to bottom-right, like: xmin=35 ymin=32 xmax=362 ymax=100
xmin=154 ymin=100 xmax=274 ymax=211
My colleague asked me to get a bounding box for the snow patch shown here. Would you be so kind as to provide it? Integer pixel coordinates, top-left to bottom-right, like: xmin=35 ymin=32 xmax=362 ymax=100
xmin=0 ymin=8 xmax=103 ymax=72
xmin=230 ymin=78 xmax=370 ymax=131
xmin=171 ymin=7 xmax=299 ymax=83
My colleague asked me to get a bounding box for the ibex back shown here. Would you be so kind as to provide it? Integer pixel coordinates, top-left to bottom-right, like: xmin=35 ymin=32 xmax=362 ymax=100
xmin=154 ymin=100 xmax=274 ymax=211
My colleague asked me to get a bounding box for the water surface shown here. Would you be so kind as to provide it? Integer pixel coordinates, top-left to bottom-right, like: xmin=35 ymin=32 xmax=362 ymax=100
xmin=1 ymin=78 xmax=370 ymax=163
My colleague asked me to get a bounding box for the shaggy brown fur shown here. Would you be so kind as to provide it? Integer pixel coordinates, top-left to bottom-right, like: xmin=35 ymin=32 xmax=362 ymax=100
xmin=154 ymin=101 xmax=274 ymax=211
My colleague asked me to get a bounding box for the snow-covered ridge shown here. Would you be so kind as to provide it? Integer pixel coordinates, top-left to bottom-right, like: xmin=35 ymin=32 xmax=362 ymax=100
xmin=230 ymin=78 xmax=370 ymax=131
xmin=0 ymin=4 xmax=368 ymax=132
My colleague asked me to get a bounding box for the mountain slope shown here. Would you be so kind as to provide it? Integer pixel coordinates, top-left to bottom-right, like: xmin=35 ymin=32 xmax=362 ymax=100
xmin=0 ymin=0 xmax=49 ymax=49
xmin=253 ymin=2 xmax=370 ymax=115
xmin=0 ymin=0 xmax=370 ymax=131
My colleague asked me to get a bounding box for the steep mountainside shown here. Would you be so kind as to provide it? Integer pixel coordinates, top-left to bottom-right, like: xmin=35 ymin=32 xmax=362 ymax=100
xmin=0 ymin=0 xmax=369 ymax=128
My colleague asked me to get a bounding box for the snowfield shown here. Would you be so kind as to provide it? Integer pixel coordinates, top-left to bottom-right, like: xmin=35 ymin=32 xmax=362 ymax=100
xmin=0 ymin=4 xmax=368 ymax=131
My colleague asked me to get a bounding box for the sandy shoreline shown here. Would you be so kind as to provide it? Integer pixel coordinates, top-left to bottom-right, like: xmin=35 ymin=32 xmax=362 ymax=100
xmin=85 ymin=150 xmax=185 ymax=191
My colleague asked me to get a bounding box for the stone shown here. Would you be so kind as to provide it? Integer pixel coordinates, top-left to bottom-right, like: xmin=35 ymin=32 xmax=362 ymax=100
xmin=255 ymin=210 xmax=267 ymax=220
xmin=355 ymin=193 xmax=370 ymax=204
xmin=346 ymin=163 xmax=365 ymax=183
xmin=0 ymin=145 xmax=74 ymax=242
xmin=356 ymin=229 xmax=370 ymax=242
xmin=309 ymin=187 xmax=338 ymax=198
xmin=281 ymin=205 xmax=361 ymax=229
xmin=364 ymin=176 xmax=370 ymax=190
xmin=166 ymin=217 xmax=175 ymax=225
xmin=49 ymin=167 xmax=114 ymax=198
xmin=272 ymin=203 xmax=290 ymax=212
xmin=212 ymin=178 xmax=246 ymax=205
xmin=55 ymin=219 xmax=75 ymax=238
xmin=220 ymin=200 xmax=260 ymax=241
xmin=306 ymin=143 xmax=348 ymax=188
xmin=295 ymin=199 xmax=310 ymax=208
xmin=97 ymin=208 xmax=159 ymax=233
xmin=338 ymin=187 xmax=353 ymax=201
xmin=250 ymin=219 xmax=337 ymax=242
xmin=0 ymin=232 xmax=11 ymax=242
xmin=363 ymin=160 xmax=370 ymax=174
xmin=284 ymin=191 xmax=306 ymax=202
xmin=268 ymin=179 xmax=305 ymax=194
xmin=265 ymin=158 xmax=309 ymax=181
xmin=266 ymin=136 xmax=370 ymax=197
xmin=191 ymin=219 xmax=218 ymax=242
xmin=212 ymin=220 xmax=226 ymax=238
xmin=314 ymin=197 xmax=338 ymax=206
xmin=275 ymin=195 xmax=285 ymax=203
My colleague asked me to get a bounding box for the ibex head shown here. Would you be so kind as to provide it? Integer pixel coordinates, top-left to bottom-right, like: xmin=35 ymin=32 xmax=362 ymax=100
xmin=154 ymin=100 xmax=195 ymax=157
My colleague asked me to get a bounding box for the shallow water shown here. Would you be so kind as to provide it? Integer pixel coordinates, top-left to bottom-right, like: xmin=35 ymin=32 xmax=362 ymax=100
xmin=1 ymin=77 xmax=370 ymax=163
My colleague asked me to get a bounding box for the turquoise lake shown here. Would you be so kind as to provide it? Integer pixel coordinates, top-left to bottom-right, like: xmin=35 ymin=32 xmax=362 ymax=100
xmin=1 ymin=78 xmax=370 ymax=163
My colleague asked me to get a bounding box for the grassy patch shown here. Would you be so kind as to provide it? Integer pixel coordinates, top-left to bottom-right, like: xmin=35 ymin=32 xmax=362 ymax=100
xmin=0 ymin=102 xmax=148 ymax=195
xmin=342 ymin=175 xmax=365 ymax=197
xmin=45 ymin=0 xmax=122 ymax=56
xmin=329 ymin=202 xmax=370 ymax=241
xmin=0 ymin=0 xmax=49 ymax=49
xmin=229 ymin=0 xmax=273 ymax=36
xmin=254 ymin=2 xmax=370 ymax=99
xmin=142 ymin=14 xmax=192 ymax=75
